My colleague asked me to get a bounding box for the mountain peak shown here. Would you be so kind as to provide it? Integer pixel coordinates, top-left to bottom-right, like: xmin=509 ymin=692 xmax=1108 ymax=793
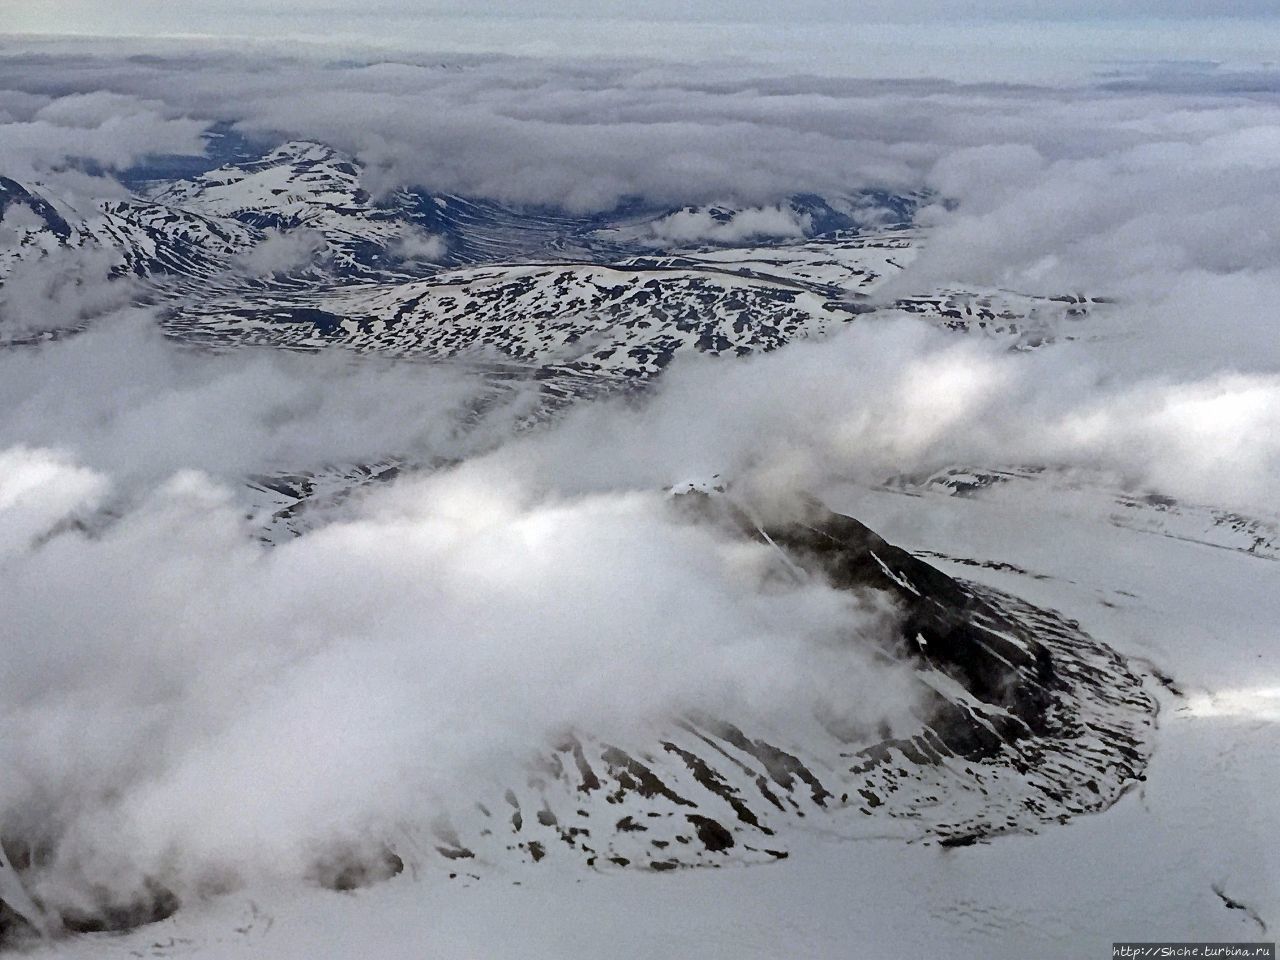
xmin=264 ymin=140 xmax=345 ymax=164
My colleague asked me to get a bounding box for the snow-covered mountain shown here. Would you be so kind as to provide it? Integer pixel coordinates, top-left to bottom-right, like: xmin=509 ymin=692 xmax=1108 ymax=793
xmin=380 ymin=491 xmax=1155 ymax=879
xmin=147 ymin=141 xmax=422 ymax=279
xmin=0 ymin=178 xmax=77 ymax=260
xmin=11 ymin=466 xmax=1263 ymax=959
xmin=1 ymin=175 xmax=257 ymax=284
xmin=0 ymin=486 xmax=1158 ymax=939
xmin=2 ymin=140 xmax=1107 ymax=374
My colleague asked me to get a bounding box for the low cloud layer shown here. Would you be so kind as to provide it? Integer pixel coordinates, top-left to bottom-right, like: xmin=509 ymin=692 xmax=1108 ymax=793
xmin=0 ymin=86 xmax=204 ymax=189
xmin=519 ymin=319 xmax=1280 ymax=514
xmin=0 ymin=243 xmax=133 ymax=333
xmin=635 ymin=204 xmax=812 ymax=246
xmin=229 ymin=227 xmax=327 ymax=277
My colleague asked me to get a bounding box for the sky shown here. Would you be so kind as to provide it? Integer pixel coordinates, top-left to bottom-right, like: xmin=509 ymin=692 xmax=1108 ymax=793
xmin=8 ymin=0 xmax=1280 ymax=25
xmin=4 ymin=2 xmax=1280 ymax=82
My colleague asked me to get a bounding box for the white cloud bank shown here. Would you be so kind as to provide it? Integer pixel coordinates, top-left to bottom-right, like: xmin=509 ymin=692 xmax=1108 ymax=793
xmin=638 ymin=204 xmax=812 ymax=246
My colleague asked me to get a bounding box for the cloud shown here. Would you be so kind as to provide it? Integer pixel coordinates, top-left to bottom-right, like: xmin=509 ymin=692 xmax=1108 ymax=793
xmin=0 ymin=87 xmax=205 ymax=188
xmin=0 ymin=203 xmax=46 ymax=247
xmin=0 ymin=42 xmax=1275 ymax=229
xmin=0 ymin=242 xmax=134 ymax=334
xmin=5 ymin=4 xmax=1280 ymax=74
xmin=2 ymin=303 xmax=1276 ymax=925
xmin=0 ymin=447 xmax=107 ymax=557
xmin=893 ymin=118 xmax=1280 ymax=299
xmin=388 ymin=225 xmax=447 ymax=262
xmin=633 ymin=204 xmax=812 ymax=246
xmin=229 ymin=226 xmax=326 ymax=277
xmin=0 ymin=313 xmax=530 ymax=484
xmin=473 ymin=316 xmax=1280 ymax=517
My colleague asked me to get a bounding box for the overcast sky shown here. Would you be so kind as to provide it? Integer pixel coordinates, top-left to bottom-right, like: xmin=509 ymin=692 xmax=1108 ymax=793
xmin=4 ymin=2 xmax=1280 ymax=83
xmin=8 ymin=1 xmax=1280 ymax=25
